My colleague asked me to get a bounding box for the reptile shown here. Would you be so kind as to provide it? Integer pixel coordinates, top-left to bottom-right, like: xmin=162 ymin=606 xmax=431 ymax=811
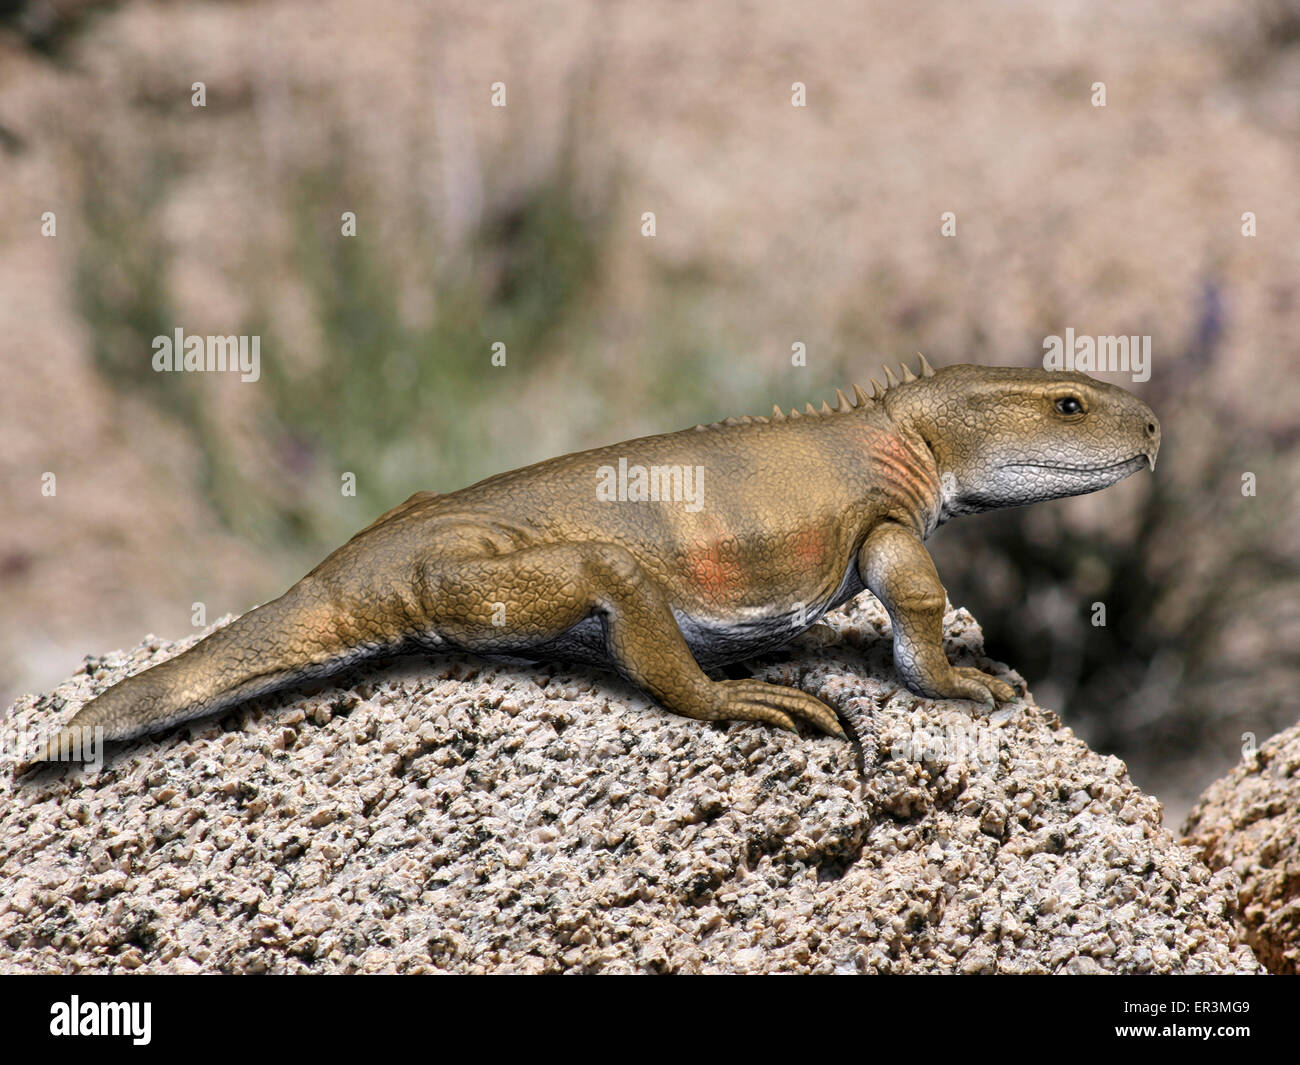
xmin=16 ymin=357 xmax=1160 ymax=775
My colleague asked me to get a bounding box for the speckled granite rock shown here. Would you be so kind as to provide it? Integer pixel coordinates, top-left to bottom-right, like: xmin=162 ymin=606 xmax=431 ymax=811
xmin=1182 ymin=722 xmax=1300 ymax=975
xmin=0 ymin=597 xmax=1260 ymax=973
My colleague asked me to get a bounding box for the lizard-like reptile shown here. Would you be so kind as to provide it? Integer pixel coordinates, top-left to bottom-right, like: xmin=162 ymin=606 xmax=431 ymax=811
xmin=17 ymin=358 xmax=1159 ymax=775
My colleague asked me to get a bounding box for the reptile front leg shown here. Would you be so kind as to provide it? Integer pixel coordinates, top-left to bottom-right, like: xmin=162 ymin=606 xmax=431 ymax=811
xmin=424 ymin=541 xmax=844 ymax=738
xmin=857 ymin=521 xmax=1015 ymax=709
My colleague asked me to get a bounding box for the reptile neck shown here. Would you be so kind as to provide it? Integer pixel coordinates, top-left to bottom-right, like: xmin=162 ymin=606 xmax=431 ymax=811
xmin=838 ymin=404 xmax=944 ymax=538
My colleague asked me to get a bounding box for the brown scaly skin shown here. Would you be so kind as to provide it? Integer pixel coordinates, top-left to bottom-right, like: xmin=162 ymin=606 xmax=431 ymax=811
xmin=16 ymin=358 xmax=1160 ymax=776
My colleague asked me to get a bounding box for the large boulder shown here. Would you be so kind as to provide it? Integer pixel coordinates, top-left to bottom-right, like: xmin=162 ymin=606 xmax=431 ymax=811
xmin=1183 ymin=722 xmax=1300 ymax=975
xmin=1 ymin=597 xmax=1260 ymax=973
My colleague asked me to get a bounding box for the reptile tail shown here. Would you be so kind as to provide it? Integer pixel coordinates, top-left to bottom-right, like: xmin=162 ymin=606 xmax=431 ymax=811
xmin=16 ymin=582 xmax=374 ymax=776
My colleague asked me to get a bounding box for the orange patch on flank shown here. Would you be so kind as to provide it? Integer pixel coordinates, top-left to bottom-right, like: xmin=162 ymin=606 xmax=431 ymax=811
xmin=686 ymin=538 xmax=744 ymax=605
xmin=793 ymin=527 xmax=827 ymax=566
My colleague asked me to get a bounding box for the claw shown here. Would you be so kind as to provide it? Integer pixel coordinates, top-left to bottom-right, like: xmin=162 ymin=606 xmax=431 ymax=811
xmin=951 ymin=666 xmax=1016 ymax=709
xmin=717 ymin=679 xmax=845 ymax=738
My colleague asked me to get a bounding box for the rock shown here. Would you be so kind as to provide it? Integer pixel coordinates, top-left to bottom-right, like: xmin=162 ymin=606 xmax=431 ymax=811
xmin=0 ymin=598 xmax=1260 ymax=973
xmin=1182 ymin=722 xmax=1300 ymax=975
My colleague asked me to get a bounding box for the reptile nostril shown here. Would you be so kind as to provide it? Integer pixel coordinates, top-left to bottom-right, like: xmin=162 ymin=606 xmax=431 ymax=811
xmin=1146 ymin=422 xmax=1156 ymax=436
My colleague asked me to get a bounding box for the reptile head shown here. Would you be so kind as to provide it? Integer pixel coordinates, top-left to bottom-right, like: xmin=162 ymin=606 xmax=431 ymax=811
xmin=884 ymin=364 xmax=1160 ymax=518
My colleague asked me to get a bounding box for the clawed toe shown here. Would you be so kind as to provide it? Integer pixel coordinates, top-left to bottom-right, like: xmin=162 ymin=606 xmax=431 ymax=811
xmin=949 ymin=666 xmax=1017 ymax=708
xmin=716 ymin=679 xmax=845 ymax=738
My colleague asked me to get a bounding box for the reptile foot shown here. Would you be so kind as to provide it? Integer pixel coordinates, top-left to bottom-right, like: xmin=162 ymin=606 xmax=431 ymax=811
xmin=715 ymin=679 xmax=846 ymax=738
xmin=954 ymin=666 xmax=1016 ymax=704
xmin=931 ymin=666 xmax=1016 ymax=710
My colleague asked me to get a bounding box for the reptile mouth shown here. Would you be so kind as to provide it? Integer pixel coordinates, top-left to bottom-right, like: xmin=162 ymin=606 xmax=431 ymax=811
xmin=1000 ymin=454 xmax=1151 ymax=475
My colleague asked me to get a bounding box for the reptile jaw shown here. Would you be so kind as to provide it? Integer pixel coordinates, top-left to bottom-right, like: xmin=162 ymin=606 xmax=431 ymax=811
xmin=999 ymin=454 xmax=1150 ymax=476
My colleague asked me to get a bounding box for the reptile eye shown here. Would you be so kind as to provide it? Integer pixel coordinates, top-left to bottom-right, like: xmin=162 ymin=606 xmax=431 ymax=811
xmin=1055 ymin=396 xmax=1084 ymax=416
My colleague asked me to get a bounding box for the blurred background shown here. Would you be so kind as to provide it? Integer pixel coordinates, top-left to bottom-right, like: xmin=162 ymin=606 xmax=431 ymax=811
xmin=1 ymin=0 xmax=1297 ymax=822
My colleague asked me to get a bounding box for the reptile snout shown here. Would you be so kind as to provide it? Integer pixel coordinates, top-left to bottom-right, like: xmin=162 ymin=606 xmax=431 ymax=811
xmin=1139 ymin=410 xmax=1161 ymax=471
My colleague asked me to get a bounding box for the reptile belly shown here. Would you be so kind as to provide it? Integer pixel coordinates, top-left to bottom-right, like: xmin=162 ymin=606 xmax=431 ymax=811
xmin=515 ymin=557 xmax=866 ymax=671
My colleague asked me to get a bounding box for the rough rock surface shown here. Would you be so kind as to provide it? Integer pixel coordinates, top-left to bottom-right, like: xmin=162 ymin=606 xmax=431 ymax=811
xmin=1 ymin=598 xmax=1260 ymax=974
xmin=1182 ymin=722 xmax=1300 ymax=975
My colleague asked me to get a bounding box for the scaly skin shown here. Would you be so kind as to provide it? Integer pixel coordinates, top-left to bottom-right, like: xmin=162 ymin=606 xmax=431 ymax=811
xmin=16 ymin=358 xmax=1160 ymax=775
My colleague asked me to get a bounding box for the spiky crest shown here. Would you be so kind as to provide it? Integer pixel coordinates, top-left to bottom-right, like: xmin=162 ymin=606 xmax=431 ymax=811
xmin=695 ymin=356 xmax=936 ymax=430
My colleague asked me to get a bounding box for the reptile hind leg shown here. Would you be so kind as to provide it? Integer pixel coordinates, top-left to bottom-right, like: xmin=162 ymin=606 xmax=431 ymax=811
xmin=422 ymin=541 xmax=844 ymax=738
